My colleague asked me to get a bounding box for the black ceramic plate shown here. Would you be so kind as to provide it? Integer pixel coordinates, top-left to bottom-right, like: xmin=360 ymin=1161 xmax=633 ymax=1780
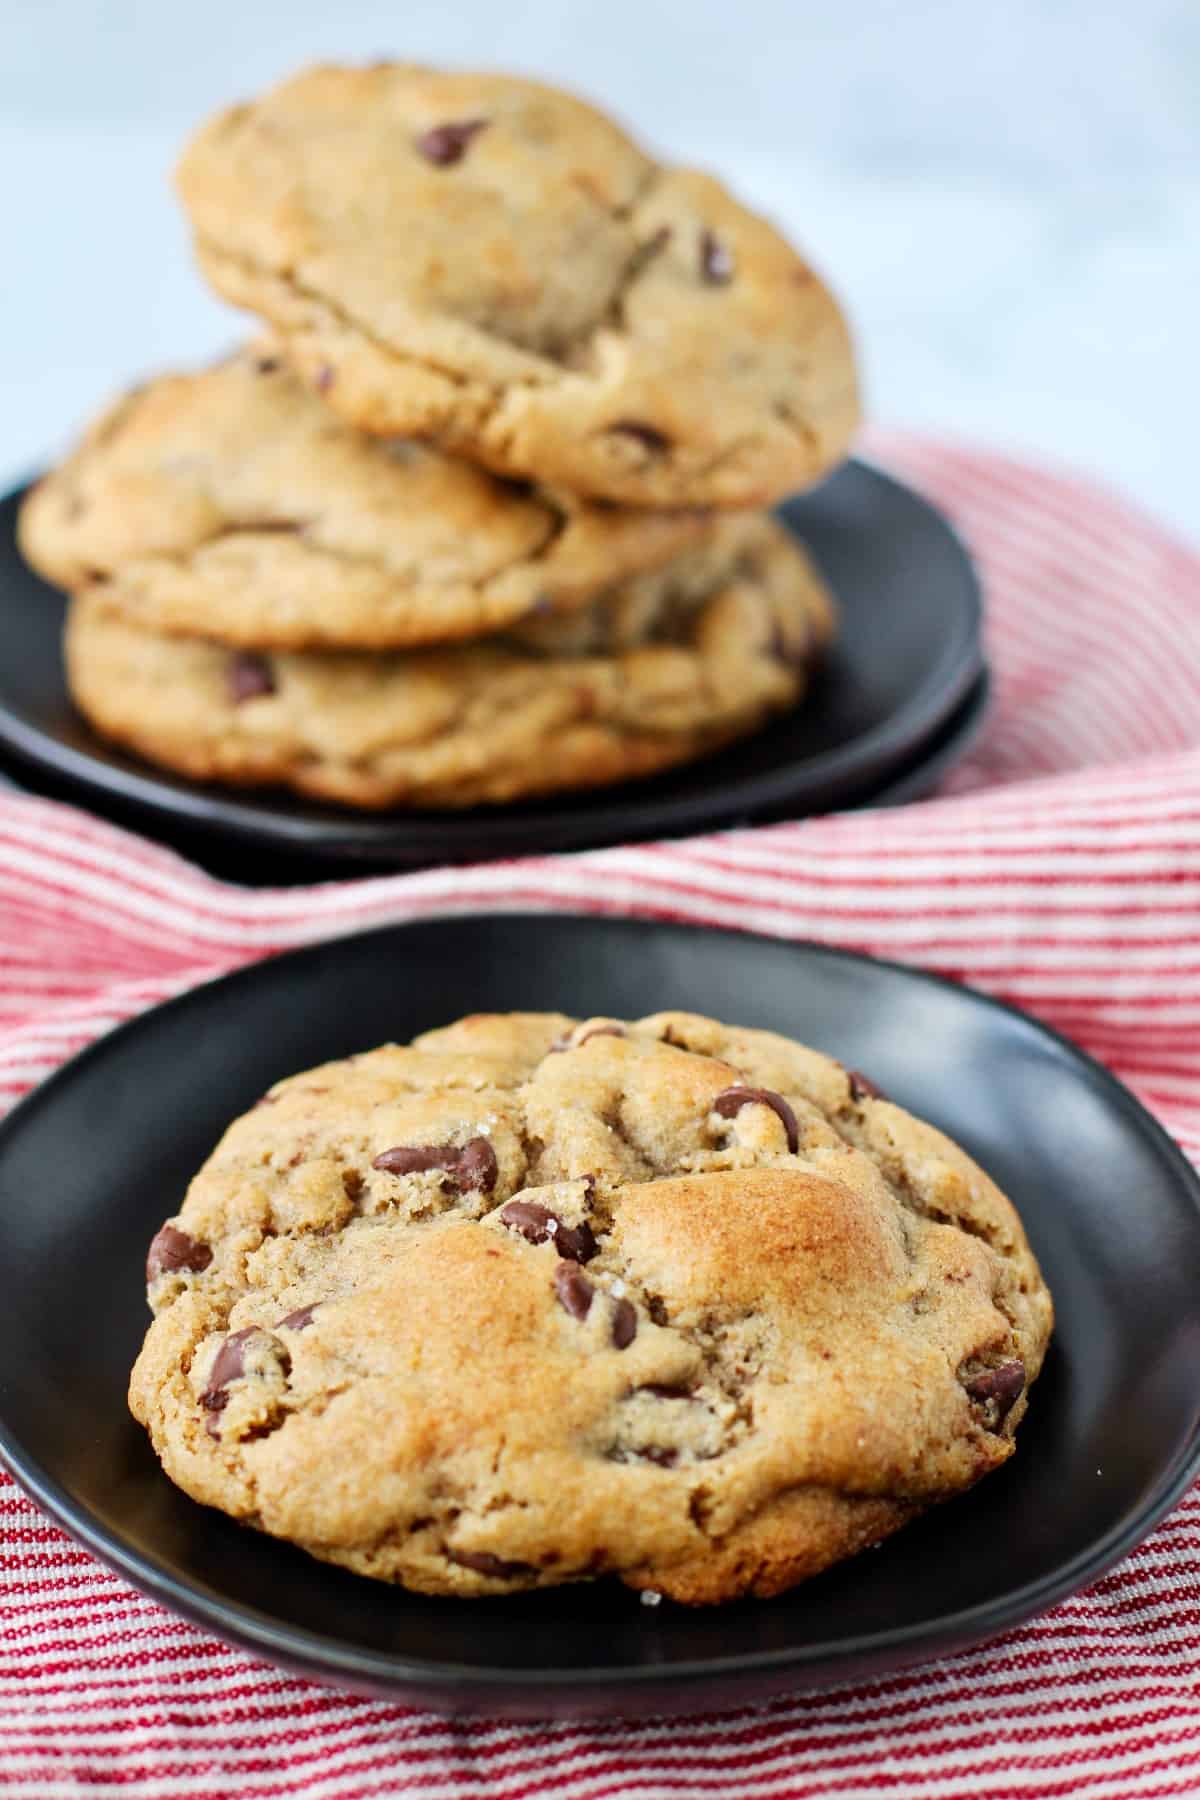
xmin=1 ymin=916 xmax=1198 ymax=1718
xmin=0 ymin=462 xmax=983 ymax=869
xmin=0 ymin=668 xmax=993 ymax=886
xmin=862 ymin=666 xmax=990 ymax=810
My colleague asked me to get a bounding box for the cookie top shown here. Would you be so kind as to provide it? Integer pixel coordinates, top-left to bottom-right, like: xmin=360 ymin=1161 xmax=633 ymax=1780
xmin=176 ymin=64 xmax=860 ymax=508
xmin=66 ymin=515 xmax=833 ymax=810
xmin=130 ymin=1010 xmax=1052 ymax=1603
xmin=19 ymin=349 xmax=710 ymax=649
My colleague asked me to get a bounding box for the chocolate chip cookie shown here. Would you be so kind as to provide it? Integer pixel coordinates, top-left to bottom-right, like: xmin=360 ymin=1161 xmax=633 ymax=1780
xmin=64 ymin=515 xmax=833 ymax=809
xmin=129 ymin=1010 xmax=1053 ymax=1603
xmin=176 ymin=64 xmax=860 ymax=508
xmin=18 ymin=348 xmax=709 ymax=650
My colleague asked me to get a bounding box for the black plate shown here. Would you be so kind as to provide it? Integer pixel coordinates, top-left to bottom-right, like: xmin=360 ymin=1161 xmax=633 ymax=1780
xmin=1 ymin=916 xmax=1197 ymax=1718
xmin=0 ymin=461 xmax=983 ymax=869
xmin=860 ymin=665 xmax=990 ymax=811
xmin=0 ymin=668 xmax=992 ymax=885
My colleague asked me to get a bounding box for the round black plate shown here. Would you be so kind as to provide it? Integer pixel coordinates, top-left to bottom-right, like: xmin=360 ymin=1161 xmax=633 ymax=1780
xmin=1 ymin=916 xmax=1197 ymax=1718
xmin=863 ymin=666 xmax=990 ymax=810
xmin=0 ymin=669 xmax=993 ymax=886
xmin=0 ymin=462 xmax=983 ymax=868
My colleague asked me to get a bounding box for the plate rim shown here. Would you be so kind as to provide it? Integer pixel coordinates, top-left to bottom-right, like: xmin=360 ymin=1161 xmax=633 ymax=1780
xmin=865 ymin=665 xmax=991 ymax=810
xmin=1 ymin=914 xmax=1198 ymax=1702
xmin=0 ymin=460 xmax=984 ymax=859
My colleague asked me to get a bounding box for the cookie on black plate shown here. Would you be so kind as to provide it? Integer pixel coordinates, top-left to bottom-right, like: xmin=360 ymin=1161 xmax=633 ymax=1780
xmin=130 ymin=1010 xmax=1052 ymax=1602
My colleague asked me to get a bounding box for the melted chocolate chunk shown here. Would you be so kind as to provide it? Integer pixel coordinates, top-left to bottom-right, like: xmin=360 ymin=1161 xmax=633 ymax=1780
xmin=699 ymin=229 xmax=735 ymax=284
xmin=228 ymin=653 xmax=276 ymax=704
xmin=550 ymin=1024 xmax=625 ymax=1052
xmin=276 ymin=1305 xmax=317 ymax=1332
xmin=499 ymin=1199 xmax=555 ymax=1242
xmin=712 ymin=1085 xmax=800 ymax=1154
xmin=415 ymin=118 xmax=489 ymax=165
xmin=448 ymin=1548 xmax=534 ymax=1578
xmin=611 ymin=1297 xmax=638 ymax=1350
xmin=965 ymin=1360 xmax=1026 ymax=1421
xmin=146 ymin=1224 xmax=211 ymax=1282
xmin=640 ymin=1383 xmax=697 ymax=1401
xmin=555 ymin=1218 xmax=599 ymax=1263
xmin=201 ymin=1328 xmax=288 ymax=1438
xmin=554 ymin=1263 xmax=594 ymax=1321
xmin=202 ymin=1328 xmax=257 ymax=1407
xmin=577 ymin=1024 xmax=626 ymax=1046
xmin=636 ymin=1445 xmax=678 ymax=1467
xmin=500 ymin=1201 xmax=597 ymax=1264
xmin=848 ymin=1069 xmax=886 ymax=1102
xmin=254 ymin=355 xmax=280 ymax=374
xmin=372 ymin=1136 xmax=497 ymax=1193
xmin=454 ymin=1137 xmax=500 ymax=1193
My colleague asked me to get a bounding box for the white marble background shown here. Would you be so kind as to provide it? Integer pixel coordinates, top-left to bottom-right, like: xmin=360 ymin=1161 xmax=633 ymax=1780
xmin=2 ymin=0 xmax=1196 ymax=540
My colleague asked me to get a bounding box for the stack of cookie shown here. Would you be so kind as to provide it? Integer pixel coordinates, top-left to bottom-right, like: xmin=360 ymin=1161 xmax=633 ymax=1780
xmin=19 ymin=63 xmax=860 ymax=811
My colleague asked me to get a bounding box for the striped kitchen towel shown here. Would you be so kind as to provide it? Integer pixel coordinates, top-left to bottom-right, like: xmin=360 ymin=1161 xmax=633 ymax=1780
xmin=1 ymin=435 xmax=1198 ymax=1798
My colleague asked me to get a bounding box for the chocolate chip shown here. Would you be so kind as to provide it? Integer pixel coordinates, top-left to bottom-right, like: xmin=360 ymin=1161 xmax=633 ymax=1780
xmin=315 ymin=364 xmax=335 ymax=393
xmin=200 ymin=1327 xmax=257 ymax=1425
xmin=550 ymin=1024 xmax=626 ymax=1052
xmin=578 ymin=1025 xmax=625 ymax=1047
xmin=254 ymin=355 xmax=280 ymax=374
xmin=556 ymin=1219 xmax=599 ymax=1263
xmin=277 ymin=1305 xmax=317 ymax=1332
xmin=640 ymin=1383 xmax=696 ymax=1400
xmin=636 ymin=1445 xmax=677 ymax=1467
xmin=201 ymin=1328 xmax=287 ymax=1437
xmin=415 ymin=118 xmax=489 ymax=166
xmin=611 ymin=1298 xmax=638 ymax=1349
xmin=848 ymin=1069 xmax=886 ymax=1102
xmin=500 ymin=1199 xmax=555 ymax=1242
xmin=228 ymin=653 xmax=275 ymax=704
xmin=372 ymin=1136 xmax=497 ymax=1193
xmin=554 ymin=1263 xmax=594 ymax=1321
xmin=769 ymin=617 xmax=814 ymax=675
xmin=448 ymin=1548 xmax=534 ymax=1578
xmin=146 ymin=1225 xmax=211 ymax=1282
xmin=699 ymin=229 xmax=735 ymax=284
xmin=372 ymin=1145 xmax=447 ymax=1177
xmin=712 ymin=1085 xmax=800 ymax=1154
xmin=454 ymin=1138 xmax=499 ymax=1192
xmin=965 ymin=1360 xmax=1026 ymax=1420
xmin=607 ymin=421 xmax=671 ymax=455
xmin=500 ymin=1201 xmax=597 ymax=1264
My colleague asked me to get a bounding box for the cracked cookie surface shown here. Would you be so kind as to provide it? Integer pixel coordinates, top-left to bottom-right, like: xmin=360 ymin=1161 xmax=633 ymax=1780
xmin=129 ymin=1010 xmax=1053 ymax=1602
xmin=65 ymin=515 xmax=833 ymax=809
xmin=18 ymin=349 xmax=709 ymax=650
xmin=176 ymin=64 xmax=860 ymax=508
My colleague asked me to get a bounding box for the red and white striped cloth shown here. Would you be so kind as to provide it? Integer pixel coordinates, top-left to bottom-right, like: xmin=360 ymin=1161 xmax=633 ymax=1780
xmin=2 ymin=435 xmax=1199 ymax=1798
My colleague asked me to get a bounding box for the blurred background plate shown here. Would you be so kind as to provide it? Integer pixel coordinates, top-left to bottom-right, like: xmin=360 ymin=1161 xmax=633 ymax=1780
xmin=0 ymin=460 xmax=984 ymax=873
xmin=0 ymin=672 xmax=993 ymax=886
xmin=1 ymin=918 xmax=1198 ymax=1715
